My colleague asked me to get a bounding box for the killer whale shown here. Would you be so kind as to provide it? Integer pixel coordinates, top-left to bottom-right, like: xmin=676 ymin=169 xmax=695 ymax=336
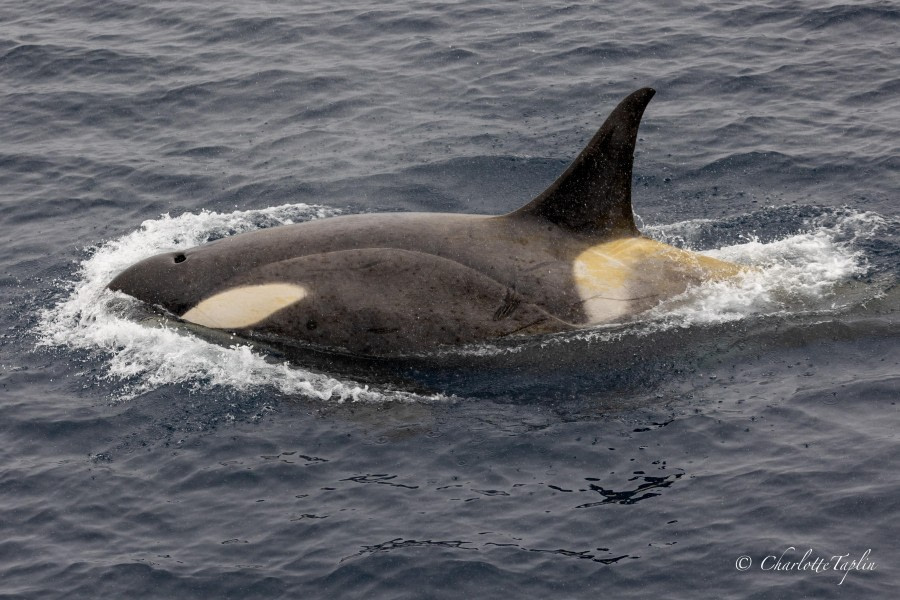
xmin=109 ymin=88 xmax=744 ymax=356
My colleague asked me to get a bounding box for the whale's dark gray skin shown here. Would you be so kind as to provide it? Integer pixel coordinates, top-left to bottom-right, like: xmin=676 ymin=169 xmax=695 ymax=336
xmin=109 ymin=88 xmax=745 ymax=356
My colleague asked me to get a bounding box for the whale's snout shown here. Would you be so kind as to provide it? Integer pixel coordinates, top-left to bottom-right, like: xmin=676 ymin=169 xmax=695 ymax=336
xmin=108 ymin=251 xmax=196 ymax=315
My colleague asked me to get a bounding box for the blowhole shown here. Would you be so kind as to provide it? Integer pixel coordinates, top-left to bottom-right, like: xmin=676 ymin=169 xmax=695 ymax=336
xmin=173 ymin=254 xmax=186 ymax=263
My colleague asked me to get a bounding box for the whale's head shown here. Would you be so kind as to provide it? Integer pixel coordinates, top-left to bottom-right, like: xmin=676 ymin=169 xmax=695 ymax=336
xmin=109 ymin=247 xmax=309 ymax=330
xmin=108 ymin=249 xmax=208 ymax=316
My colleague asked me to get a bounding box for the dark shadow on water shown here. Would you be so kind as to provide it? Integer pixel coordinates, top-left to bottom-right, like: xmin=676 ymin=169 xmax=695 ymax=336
xmin=210 ymin=317 xmax=762 ymax=404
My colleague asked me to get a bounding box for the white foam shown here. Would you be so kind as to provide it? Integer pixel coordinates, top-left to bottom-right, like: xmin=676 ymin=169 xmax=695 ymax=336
xmin=35 ymin=203 xmax=441 ymax=403
xmin=649 ymin=209 xmax=879 ymax=322
xmin=573 ymin=208 xmax=882 ymax=343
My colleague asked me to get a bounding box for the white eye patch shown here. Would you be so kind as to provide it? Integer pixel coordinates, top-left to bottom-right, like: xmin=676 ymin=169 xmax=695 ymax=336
xmin=181 ymin=283 xmax=307 ymax=329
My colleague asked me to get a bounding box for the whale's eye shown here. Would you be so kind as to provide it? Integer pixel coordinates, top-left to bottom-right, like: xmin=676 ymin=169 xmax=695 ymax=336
xmin=173 ymin=254 xmax=186 ymax=264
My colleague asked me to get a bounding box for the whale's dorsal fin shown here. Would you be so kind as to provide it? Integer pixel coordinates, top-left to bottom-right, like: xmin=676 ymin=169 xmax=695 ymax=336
xmin=510 ymin=87 xmax=655 ymax=237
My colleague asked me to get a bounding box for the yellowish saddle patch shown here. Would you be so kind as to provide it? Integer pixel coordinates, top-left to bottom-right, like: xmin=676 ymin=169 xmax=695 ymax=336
xmin=181 ymin=283 xmax=308 ymax=329
xmin=573 ymin=237 xmax=746 ymax=323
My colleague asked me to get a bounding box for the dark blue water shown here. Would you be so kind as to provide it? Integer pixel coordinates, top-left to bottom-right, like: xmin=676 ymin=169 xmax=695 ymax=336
xmin=1 ymin=1 xmax=898 ymax=597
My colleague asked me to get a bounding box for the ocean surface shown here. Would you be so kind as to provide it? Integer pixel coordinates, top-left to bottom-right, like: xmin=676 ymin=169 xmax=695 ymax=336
xmin=1 ymin=0 xmax=898 ymax=597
